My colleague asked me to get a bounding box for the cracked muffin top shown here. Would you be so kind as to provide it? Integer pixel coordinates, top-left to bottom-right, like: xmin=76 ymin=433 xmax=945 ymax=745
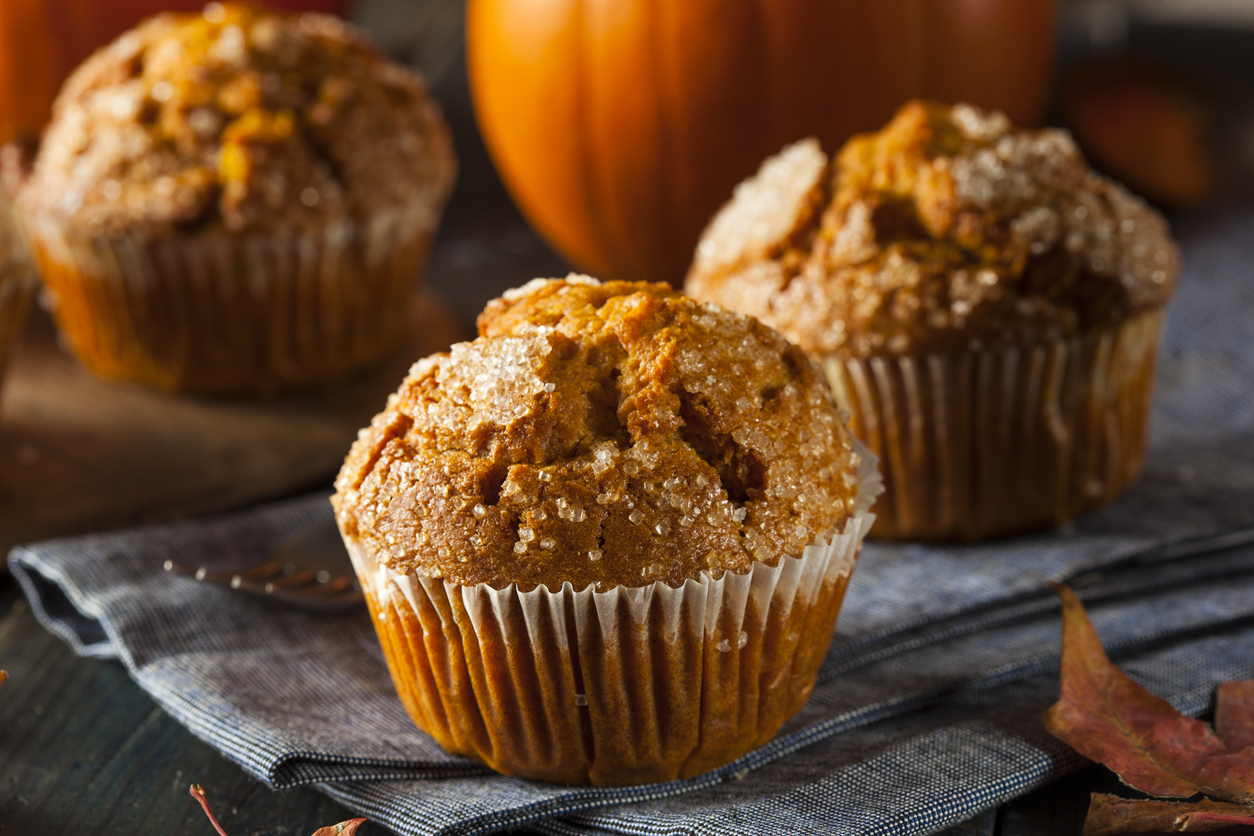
xmin=333 ymin=276 xmax=863 ymax=592
xmin=18 ymin=1 xmax=454 ymax=238
xmin=686 ymin=101 xmax=1179 ymax=357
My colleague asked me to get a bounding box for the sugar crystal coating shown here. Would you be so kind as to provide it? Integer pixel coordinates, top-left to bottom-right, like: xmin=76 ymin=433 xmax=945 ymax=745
xmin=686 ymin=101 xmax=1180 ymax=357
xmin=333 ymin=277 xmax=860 ymax=591
xmin=19 ymin=2 xmax=454 ymax=237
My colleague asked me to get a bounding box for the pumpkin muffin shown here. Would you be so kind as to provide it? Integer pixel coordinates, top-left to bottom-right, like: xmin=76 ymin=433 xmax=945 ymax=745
xmin=17 ymin=2 xmax=455 ymax=394
xmin=333 ymin=276 xmax=879 ymax=785
xmin=686 ymin=101 xmax=1178 ymax=541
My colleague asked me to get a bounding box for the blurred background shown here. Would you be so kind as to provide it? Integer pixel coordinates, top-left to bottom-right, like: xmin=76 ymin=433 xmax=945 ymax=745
xmin=4 ymin=0 xmax=1253 ymax=328
xmin=370 ymin=0 xmax=1254 ymax=324
xmin=2 ymin=0 xmax=1252 ymax=549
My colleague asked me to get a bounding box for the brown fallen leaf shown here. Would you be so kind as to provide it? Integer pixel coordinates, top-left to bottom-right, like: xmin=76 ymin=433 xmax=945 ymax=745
xmin=0 ymin=670 xmax=8 ymax=685
xmin=1042 ymin=584 xmax=1254 ymax=804
xmin=309 ymin=822 xmax=367 ymax=836
xmin=1085 ymin=793 xmax=1254 ymax=835
xmin=189 ymin=784 xmax=366 ymax=836
xmin=1216 ymin=682 xmax=1254 ymax=753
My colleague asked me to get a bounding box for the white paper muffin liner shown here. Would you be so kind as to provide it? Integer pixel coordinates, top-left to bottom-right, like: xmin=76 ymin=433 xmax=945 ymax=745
xmin=21 ymin=202 xmax=437 ymax=394
xmin=344 ymin=439 xmax=881 ymax=786
xmin=822 ymin=309 xmax=1163 ymax=541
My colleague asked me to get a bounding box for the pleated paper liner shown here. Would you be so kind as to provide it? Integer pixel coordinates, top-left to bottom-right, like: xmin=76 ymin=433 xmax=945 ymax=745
xmin=21 ymin=203 xmax=437 ymax=395
xmin=823 ymin=309 xmax=1164 ymax=541
xmin=346 ymin=443 xmax=881 ymax=786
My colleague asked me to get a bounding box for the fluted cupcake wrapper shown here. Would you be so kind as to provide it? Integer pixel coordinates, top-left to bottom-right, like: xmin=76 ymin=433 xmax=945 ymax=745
xmin=345 ymin=441 xmax=881 ymax=786
xmin=21 ymin=204 xmax=437 ymax=394
xmin=823 ymin=309 xmax=1164 ymax=541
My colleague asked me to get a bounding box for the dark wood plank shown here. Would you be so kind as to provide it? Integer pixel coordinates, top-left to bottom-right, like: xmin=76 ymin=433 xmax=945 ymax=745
xmin=0 ymin=290 xmax=463 ymax=558
xmin=937 ymin=764 xmax=1141 ymax=836
xmin=0 ymin=575 xmax=383 ymax=836
xmin=995 ymin=764 xmax=1128 ymax=836
xmin=939 ymin=808 xmax=998 ymax=836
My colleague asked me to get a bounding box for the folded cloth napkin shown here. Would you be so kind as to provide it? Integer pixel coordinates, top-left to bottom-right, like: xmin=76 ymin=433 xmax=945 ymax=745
xmin=11 ymin=203 xmax=1254 ymax=836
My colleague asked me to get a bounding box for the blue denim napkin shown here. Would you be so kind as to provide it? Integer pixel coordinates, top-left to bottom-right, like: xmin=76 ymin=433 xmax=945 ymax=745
xmin=11 ymin=203 xmax=1254 ymax=836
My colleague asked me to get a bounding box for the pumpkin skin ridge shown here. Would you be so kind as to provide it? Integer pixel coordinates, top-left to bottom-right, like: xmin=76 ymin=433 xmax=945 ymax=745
xmin=468 ymin=0 xmax=597 ymax=276
xmin=587 ymin=0 xmax=659 ymax=285
xmin=569 ymin=0 xmax=616 ymax=280
xmin=467 ymin=0 xmax=1056 ymax=286
xmin=646 ymin=0 xmax=675 ymax=288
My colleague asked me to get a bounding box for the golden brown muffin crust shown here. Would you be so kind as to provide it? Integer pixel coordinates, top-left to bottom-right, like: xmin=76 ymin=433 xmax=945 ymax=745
xmin=687 ymin=101 xmax=1179 ymax=357
xmin=333 ymin=277 xmax=861 ymax=592
xmin=19 ymin=2 xmax=454 ymax=237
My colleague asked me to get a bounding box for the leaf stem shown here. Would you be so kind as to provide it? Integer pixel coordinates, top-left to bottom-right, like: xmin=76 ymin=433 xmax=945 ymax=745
xmin=189 ymin=784 xmax=231 ymax=836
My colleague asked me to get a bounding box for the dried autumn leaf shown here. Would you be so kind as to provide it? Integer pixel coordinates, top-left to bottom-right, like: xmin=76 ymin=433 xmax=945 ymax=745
xmin=189 ymin=784 xmax=367 ymax=836
xmin=1085 ymin=793 xmax=1254 ymax=835
xmin=1042 ymin=584 xmax=1254 ymax=803
xmin=309 ymin=820 xmax=367 ymax=836
xmin=1216 ymin=682 xmax=1254 ymax=752
xmin=0 ymin=670 xmax=8 ymax=684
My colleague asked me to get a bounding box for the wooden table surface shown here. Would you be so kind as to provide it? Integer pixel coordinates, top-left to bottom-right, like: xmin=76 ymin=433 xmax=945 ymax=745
xmin=3 ymin=8 xmax=1253 ymax=835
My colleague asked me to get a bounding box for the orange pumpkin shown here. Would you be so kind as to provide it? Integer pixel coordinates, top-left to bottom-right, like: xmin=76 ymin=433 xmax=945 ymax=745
xmin=468 ymin=0 xmax=1057 ymax=285
xmin=0 ymin=0 xmax=349 ymax=144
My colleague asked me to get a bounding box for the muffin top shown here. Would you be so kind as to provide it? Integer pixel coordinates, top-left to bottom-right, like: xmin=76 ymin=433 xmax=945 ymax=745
xmin=19 ymin=2 xmax=454 ymax=238
xmin=686 ymin=101 xmax=1179 ymax=357
xmin=333 ymin=276 xmax=863 ymax=592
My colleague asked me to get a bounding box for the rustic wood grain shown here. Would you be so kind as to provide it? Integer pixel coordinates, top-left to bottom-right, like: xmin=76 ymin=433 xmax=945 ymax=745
xmin=938 ymin=808 xmax=998 ymax=836
xmin=996 ymin=765 xmax=1131 ymax=836
xmin=0 ymin=292 xmax=463 ymax=557
xmin=0 ymin=576 xmax=379 ymax=835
